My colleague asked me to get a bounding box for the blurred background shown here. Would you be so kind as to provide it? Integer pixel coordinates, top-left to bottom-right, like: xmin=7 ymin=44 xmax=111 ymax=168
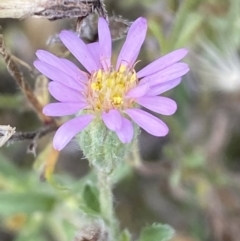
xmin=1 ymin=0 xmax=240 ymax=240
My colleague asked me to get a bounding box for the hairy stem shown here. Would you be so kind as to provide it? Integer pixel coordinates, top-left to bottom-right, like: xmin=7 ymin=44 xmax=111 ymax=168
xmin=97 ymin=170 xmax=120 ymax=239
xmin=97 ymin=171 xmax=115 ymax=224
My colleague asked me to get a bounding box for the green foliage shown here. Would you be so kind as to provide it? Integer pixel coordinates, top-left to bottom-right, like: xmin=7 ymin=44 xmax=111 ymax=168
xmin=0 ymin=154 xmax=101 ymax=241
xmin=0 ymin=192 xmax=56 ymax=215
xmin=149 ymin=0 xmax=204 ymax=54
xmin=13 ymin=217 xmax=47 ymax=241
xmin=119 ymin=229 xmax=131 ymax=241
xmin=0 ymin=153 xmax=28 ymax=182
xmin=139 ymin=224 xmax=175 ymax=241
xmin=0 ymin=94 xmax=22 ymax=109
xmin=80 ymin=182 xmax=100 ymax=215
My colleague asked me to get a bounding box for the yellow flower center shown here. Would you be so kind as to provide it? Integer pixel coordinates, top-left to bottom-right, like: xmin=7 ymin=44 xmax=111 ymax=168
xmin=87 ymin=65 xmax=138 ymax=112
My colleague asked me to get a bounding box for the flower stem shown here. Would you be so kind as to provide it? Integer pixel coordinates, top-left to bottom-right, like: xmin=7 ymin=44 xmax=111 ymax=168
xmin=98 ymin=171 xmax=119 ymax=240
xmin=97 ymin=171 xmax=115 ymax=226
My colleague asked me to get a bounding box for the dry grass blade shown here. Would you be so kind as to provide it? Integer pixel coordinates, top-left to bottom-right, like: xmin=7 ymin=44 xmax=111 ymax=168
xmin=0 ymin=35 xmax=55 ymax=124
xmin=0 ymin=0 xmax=105 ymax=20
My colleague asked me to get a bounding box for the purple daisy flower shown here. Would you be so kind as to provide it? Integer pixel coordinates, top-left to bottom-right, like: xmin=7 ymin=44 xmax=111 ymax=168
xmin=34 ymin=17 xmax=189 ymax=151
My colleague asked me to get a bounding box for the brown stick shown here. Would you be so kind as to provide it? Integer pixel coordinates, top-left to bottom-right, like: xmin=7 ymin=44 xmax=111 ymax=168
xmin=0 ymin=0 xmax=45 ymax=18
xmin=8 ymin=123 xmax=58 ymax=142
xmin=0 ymin=35 xmax=55 ymax=124
xmin=0 ymin=0 xmax=102 ymax=20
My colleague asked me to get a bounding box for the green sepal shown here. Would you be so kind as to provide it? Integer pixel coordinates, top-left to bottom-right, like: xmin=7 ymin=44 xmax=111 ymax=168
xmin=78 ymin=118 xmax=139 ymax=173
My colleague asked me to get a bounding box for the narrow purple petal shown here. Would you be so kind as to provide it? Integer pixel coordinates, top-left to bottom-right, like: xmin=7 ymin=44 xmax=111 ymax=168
xmin=140 ymin=63 xmax=189 ymax=86
xmin=125 ymin=108 xmax=169 ymax=136
xmin=136 ymin=96 xmax=177 ymax=115
xmin=115 ymin=118 xmax=133 ymax=143
xmin=116 ymin=17 xmax=147 ymax=69
xmin=137 ymin=49 xmax=188 ymax=78
xmin=36 ymin=50 xmax=87 ymax=82
xmin=36 ymin=50 xmax=61 ymax=67
xmin=34 ymin=61 xmax=84 ymax=90
xmin=48 ymin=82 xmax=85 ymax=102
xmin=98 ymin=18 xmax=112 ymax=69
xmin=43 ymin=102 xmax=87 ymax=116
xmin=126 ymin=83 xmax=149 ymax=98
xmin=59 ymin=30 xmax=98 ymax=73
xmin=53 ymin=114 xmax=94 ymax=150
xmin=146 ymin=78 xmax=181 ymax=96
xmin=87 ymin=42 xmax=100 ymax=67
xmin=59 ymin=58 xmax=88 ymax=83
xmin=102 ymin=109 xmax=122 ymax=131
xmin=128 ymin=51 xmax=140 ymax=68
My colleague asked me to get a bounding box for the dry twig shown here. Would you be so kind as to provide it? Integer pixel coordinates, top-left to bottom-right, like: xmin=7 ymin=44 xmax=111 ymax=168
xmin=0 ymin=0 xmax=106 ymax=20
xmin=8 ymin=124 xmax=58 ymax=143
xmin=5 ymin=123 xmax=58 ymax=155
xmin=0 ymin=35 xmax=55 ymax=124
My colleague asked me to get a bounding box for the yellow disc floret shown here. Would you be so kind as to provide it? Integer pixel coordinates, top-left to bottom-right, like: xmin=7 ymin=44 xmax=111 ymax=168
xmin=87 ymin=65 xmax=138 ymax=112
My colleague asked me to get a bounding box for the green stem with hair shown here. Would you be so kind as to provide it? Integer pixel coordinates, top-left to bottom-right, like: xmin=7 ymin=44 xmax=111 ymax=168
xmin=97 ymin=170 xmax=118 ymax=236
